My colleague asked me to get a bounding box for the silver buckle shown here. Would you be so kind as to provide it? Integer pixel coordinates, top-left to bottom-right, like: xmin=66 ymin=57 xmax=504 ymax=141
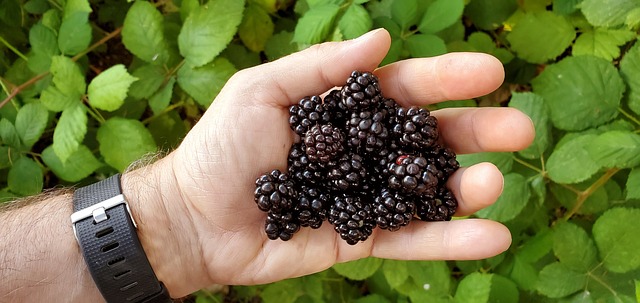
xmin=70 ymin=194 xmax=137 ymax=241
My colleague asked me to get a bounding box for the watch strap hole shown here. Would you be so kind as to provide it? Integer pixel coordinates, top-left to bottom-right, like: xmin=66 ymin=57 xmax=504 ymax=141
xmin=126 ymin=291 xmax=145 ymax=301
xmin=108 ymin=256 xmax=126 ymax=267
xmin=96 ymin=226 xmax=114 ymax=238
xmin=101 ymin=241 xmax=119 ymax=252
xmin=114 ymin=270 xmax=131 ymax=280
xmin=120 ymin=281 xmax=139 ymax=291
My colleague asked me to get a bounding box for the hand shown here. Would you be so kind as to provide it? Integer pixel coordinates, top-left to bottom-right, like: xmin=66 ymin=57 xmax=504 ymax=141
xmin=125 ymin=29 xmax=535 ymax=297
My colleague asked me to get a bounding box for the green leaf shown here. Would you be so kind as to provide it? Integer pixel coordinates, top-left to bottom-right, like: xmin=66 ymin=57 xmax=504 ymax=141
xmin=50 ymin=55 xmax=86 ymax=99
xmin=404 ymin=34 xmax=447 ymax=58
xmin=148 ymin=111 xmax=188 ymax=149
xmin=532 ymin=55 xmax=624 ymax=130
xmin=636 ymin=280 xmax=640 ymax=303
xmin=625 ymin=168 xmax=640 ymax=199
xmin=177 ymin=58 xmax=236 ymax=107
xmin=381 ymin=260 xmax=409 ymax=288
xmin=8 ymin=157 xmax=43 ymax=196
xmin=553 ymin=0 xmax=582 ymax=15
xmin=506 ymin=12 xmax=576 ymax=64
xmin=264 ymin=31 xmax=297 ymax=61
xmin=15 ymin=103 xmax=48 ymax=149
xmin=517 ymin=228 xmax=553 ymax=263
xmin=42 ymin=9 xmax=62 ymax=32
xmin=0 ymin=146 xmax=16 ymax=170
xmin=149 ymin=77 xmax=175 ymax=115
xmin=97 ymin=117 xmax=157 ymax=171
xmin=509 ymin=92 xmax=551 ymax=159
xmin=293 ymin=4 xmax=340 ymax=45
xmin=585 ymin=131 xmax=640 ymax=168
xmin=418 ymin=0 xmax=464 ymax=34
xmin=475 ymin=173 xmax=530 ymax=222
xmin=58 ymin=12 xmax=91 ymax=55
xmin=24 ymin=0 xmax=51 ymax=14
xmin=42 ymin=145 xmax=101 ymax=182
xmin=391 ymin=0 xmax=418 ymax=30
xmin=87 ymin=64 xmax=138 ymax=112
xmin=581 ymin=0 xmax=640 ymax=27
xmin=456 ymin=152 xmax=513 ymax=174
xmin=536 ymin=262 xmax=587 ymax=298
xmin=464 ymin=0 xmax=517 ymax=30
xmin=353 ymin=294 xmax=392 ymax=303
xmin=332 ymin=257 xmax=383 ymax=280
xmin=454 ymin=272 xmax=492 ymax=303
xmin=221 ymin=43 xmax=262 ymax=70
xmin=573 ymin=28 xmax=636 ymax=61
xmin=509 ymin=255 xmax=539 ymax=291
xmin=53 ymin=104 xmax=87 ymax=163
xmin=63 ymin=0 xmax=91 ymax=17
xmin=178 ymin=0 xmax=245 ymax=67
xmin=40 ymin=85 xmax=79 ymax=112
xmin=466 ymin=32 xmax=514 ymax=64
xmin=620 ymin=43 xmax=640 ymax=116
xmin=260 ymin=279 xmax=303 ymax=303
xmin=405 ymin=261 xmax=451 ymax=296
xmin=625 ymin=7 xmax=640 ymax=28
xmin=553 ymin=222 xmax=598 ymax=271
xmin=546 ymin=133 xmax=600 ymax=184
xmin=0 ymin=119 xmax=22 ymax=150
xmin=239 ymin=4 xmax=274 ymax=52
xmin=128 ymin=64 xmax=167 ymax=100
xmin=488 ymin=275 xmax=519 ymax=303
xmin=593 ymin=207 xmax=640 ymax=273
xmin=122 ymin=1 xmax=170 ymax=64
xmin=338 ymin=4 xmax=373 ymax=39
xmin=30 ymin=23 xmax=58 ymax=56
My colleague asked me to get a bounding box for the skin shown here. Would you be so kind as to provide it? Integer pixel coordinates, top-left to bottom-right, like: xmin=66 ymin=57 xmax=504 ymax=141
xmin=0 ymin=29 xmax=534 ymax=302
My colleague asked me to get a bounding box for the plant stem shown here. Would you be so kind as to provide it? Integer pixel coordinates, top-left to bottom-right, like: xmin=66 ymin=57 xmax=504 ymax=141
xmin=618 ymin=107 xmax=640 ymax=126
xmin=141 ymin=101 xmax=185 ymax=125
xmin=563 ymin=168 xmax=620 ymax=220
xmin=0 ymin=36 xmax=28 ymax=61
xmin=513 ymin=155 xmax=543 ymax=174
xmin=587 ymin=271 xmax=619 ymax=299
xmin=84 ymin=103 xmax=106 ymax=124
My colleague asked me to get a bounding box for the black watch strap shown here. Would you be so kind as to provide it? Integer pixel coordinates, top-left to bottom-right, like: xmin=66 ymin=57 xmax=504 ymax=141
xmin=71 ymin=174 xmax=172 ymax=303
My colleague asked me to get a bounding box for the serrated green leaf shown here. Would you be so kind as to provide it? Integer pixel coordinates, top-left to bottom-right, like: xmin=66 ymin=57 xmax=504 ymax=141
xmin=419 ymin=0 xmax=464 ymax=34
xmin=221 ymin=43 xmax=262 ymax=70
xmin=620 ymin=43 xmax=640 ymax=115
xmin=30 ymin=23 xmax=58 ymax=56
xmin=264 ymin=31 xmax=297 ymax=61
xmin=509 ymin=255 xmax=539 ymax=291
xmin=149 ymin=77 xmax=175 ymax=115
xmin=24 ymin=0 xmax=51 ymax=14
xmin=475 ymin=173 xmax=530 ymax=222
xmin=128 ymin=64 xmax=167 ymax=100
xmin=456 ymin=152 xmax=513 ymax=173
xmin=63 ymin=0 xmax=91 ymax=17
xmin=391 ymin=0 xmax=418 ymax=29
xmin=625 ymin=7 xmax=640 ymax=28
xmin=532 ymin=56 xmax=624 ymax=130
xmin=382 ymin=260 xmax=409 ymax=288
xmin=551 ymin=181 xmax=609 ymax=215
xmin=536 ymin=262 xmax=586 ymax=298
xmin=15 ymin=103 xmax=48 ymax=149
xmin=8 ymin=157 xmax=43 ymax=196
xmin=42 ymin=144 xmax=101 ymax=182
xmin=353 ymin=294 xmax=392 ymax=303
xmin=405 ymin=34 xmax=447 ymax=58
xmin=27 ymin=52 xmax=53 ymax=74
xmin=338 ymin=4 xmax=372 ymax=39
xmin=509 ymin=92 xmax=551 ymax=159
xmin=88 ymin=64 xmax=138 ymax=111
xmin=585 ymin=131 xmax=640 ymax=168
xmin=39 ymin=85 xmax=79 ymax=112
xmin=625 ymin=168 xmax=640 ymax=199
xmin=517 ymin=228 xmax=553 ymax=263
xmin=332 ymin=257 xmax=383 ymax=280
xmin=293 ymin=4 xmax=340 ymax=45
xmin=489 ymin=275 xmax=519 ymax=303
xmin=97 ymin=117 xmax=157 ymax=171
xmin=260 ymin=279 xmax=303 ymax=303
xmin=546 ymin=133 xmax=600 ymax=184
xmin=553 ymin=222 xmax=598 ymax=272
xmin=177 ymin=58 xmax=236 ymax=107
xmin=581 ymin=0 xmax=640 ymax=27
xmin=239 ymin=4 xmax=274 ymax=52
xmin=178 ymin=0 xmax=245 ymax=67
xmin=553 ymin=0 xmax=581 ymax=15
xmin=50 ymin=55 xmax=86 ymax=99
xmin=0 ymin=119 xmax=22 ymax=150
xmin=122 ymin=1 xmax=170 ymax=64
xmin=58 ymin=12 xmax=92 ymax=55
xmin=506 ymin=12 xmax=575 ymax=63
xmin=573 ymin=28 xmax=636 ymax=61
xmin=53 ymin=104 xmax=86 ymax=163
xmin=454 ymin=272 xmax=492 ymax=303
xmin=466 ymin=32 xmax=514 ymax=64
xmin=405 ymin=261 xmax=451 ymax=296
xmin=593 ymin=207 xmax=640 ymax=273
xmin=465 ymin=0 xmax=517 ymax=30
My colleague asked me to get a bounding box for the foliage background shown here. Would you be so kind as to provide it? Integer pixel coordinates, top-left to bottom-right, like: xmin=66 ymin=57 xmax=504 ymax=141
xmin=1 ymin=0 xmax=640 ymax=302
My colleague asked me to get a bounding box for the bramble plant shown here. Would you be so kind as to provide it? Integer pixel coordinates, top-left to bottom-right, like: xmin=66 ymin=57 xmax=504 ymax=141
xmin=1 ymin=0 xmax=640 ymax=302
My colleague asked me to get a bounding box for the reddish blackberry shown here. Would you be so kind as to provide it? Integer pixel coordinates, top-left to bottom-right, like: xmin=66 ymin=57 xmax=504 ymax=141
xmin=327 ymin=153 xmax=367 ymax=192
xmin=295 ymin=186 xmax=330 ymax=229
xmin=304 ymin=124 xmax=345 ymax=163
xmin=265 ymin=211 xmax=301 ymax=241
xmin=387 ymin=155 xmax=438 ymax=196
xmin=322 ymin=89 xmax=349 ymax=126
xmin=416 ymin=186 xmax=458 ymax=221
xmin=254 ymin=170 xmax=297 ymax=212
xmin=341 ymin=71 xmax=382 ymax=112
xmin=345 ymin=110 xmax=389 ymax=154
xmin=288 ymin=143 xmax=324 ymax=185
xmin=390 ymin=106 xmax=439 ymax=150
xmin=373 ymin=188 xmax=416 ymax=231
xmin=328 ymin=195 xmax=376 ymax=245
xmin=289 ymin=95 xmax=331 ymax=136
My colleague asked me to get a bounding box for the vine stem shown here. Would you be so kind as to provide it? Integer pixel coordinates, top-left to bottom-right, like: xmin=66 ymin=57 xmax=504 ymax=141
xmin=141 ymin=101 xmax=185 ymax=125
xmin=0 ymin=36 xmax=28 ymax=61
xmin=0 ymin=27 xmax=123 ymax=109
xmin=563 ymin=168 xmax=620 ymax=220
xmin=618 ymin=107 xmax=640 ymax=126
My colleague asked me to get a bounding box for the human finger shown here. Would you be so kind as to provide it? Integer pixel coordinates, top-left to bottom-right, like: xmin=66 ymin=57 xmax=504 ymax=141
xmin=447 ymin=163 xmax=504 ymax=216
xmin=374 ymin=53 xmax=505 ymax=106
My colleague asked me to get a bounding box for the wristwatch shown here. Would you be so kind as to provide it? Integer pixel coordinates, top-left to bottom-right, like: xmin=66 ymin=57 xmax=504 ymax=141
xmin=70 ymin=174 xmax=172 ymax=302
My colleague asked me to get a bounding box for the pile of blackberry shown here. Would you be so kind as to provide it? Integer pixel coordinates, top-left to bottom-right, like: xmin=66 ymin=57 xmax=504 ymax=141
xmin=254 ymin=71 xmax=459 ymax=245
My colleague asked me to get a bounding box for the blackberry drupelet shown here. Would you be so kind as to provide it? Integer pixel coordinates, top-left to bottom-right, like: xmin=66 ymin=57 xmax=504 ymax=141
xmin=345 ymin=110 xmax=389 ymax=154
xmin=327 ymin=153 xmax=367 ymax=192
xmin=328 ymin=195 xmax=376 ymax=245
xmin=254 ymin=170 xmax=297 ymax=212
xmin=265 ymin=210 xmax=301 ymax=241
xmin=387 ymin=155 xmax=438 ymax=196
xmin=341 ymin=71 xmax=382 ymax=112
xmin=390 ymin=106 xmax=439 ymax=150
xmin=425 ymin=144 xmax=460 ymax=183
xmin=373 ymin=188 xmax=416 ymax=231
xmin=416 ymin=185 xmax=458 ymax=222
xmin=304 ymin=124 xmax=345 ymax=163
xmin=289 ymin=95 xmax=331 ymax=136
xmin=288 ymin=143 xmax=325 ymax=185
xmin=295 ymin=186 xmax=330 ymax=229
xmin=322 ymin=89 xmax=349 ymax=126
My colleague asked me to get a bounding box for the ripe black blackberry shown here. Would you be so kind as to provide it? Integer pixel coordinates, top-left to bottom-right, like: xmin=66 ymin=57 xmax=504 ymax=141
xmin=345 ymin=110 xmax=389 ymax=154
xmin=328 ymin=195 xmax=376 ymax=245
xmin=326 ymin=153 xmax=367 ymax=192
xmin=322 ymin=89 xmax=349 ymax=126
xmin=289 ymin=95 xmax=331 ymax=136
xmin=341 ymin=71 xmax=382 ymax=112
xmin=265 ymin=210 xmax=301 ymax=241
xmin=295 ymin=186 xmax=330 ymax=229
xmin=416 ymin=186 xmax=458 ymax=222
xmin=254 ymin=170 xmax=297 ymax=212
xmin=387 ymin=154 xmax=438 ymax=196
xmin=304 ymin=124 xmax=345 ymax=163
xmin=425 ymin=144 xmax=460 ymax=183
xmin=390 ymin=106 xmax=439 ymax=150
xmin=373 ymin=188 xmax=416 ymax=231
xmin=288 ymin=143 xmax=324 ymax=185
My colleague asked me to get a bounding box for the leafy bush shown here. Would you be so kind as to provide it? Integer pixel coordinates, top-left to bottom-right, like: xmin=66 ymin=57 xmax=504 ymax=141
xmin=1 ymin=0 xmax=640 ymax=302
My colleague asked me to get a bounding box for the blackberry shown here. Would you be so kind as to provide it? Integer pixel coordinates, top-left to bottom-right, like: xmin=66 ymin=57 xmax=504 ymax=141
xmin=304 ymin=124 xmax=345 ymax=163
xmin=425 ymin=145 xmax=459 ymax=183
xmin=265 ymin=210 xmax=300 ymax=241
xmin=322 ymin=89 xmax=349 ymax=126
xmin=390 ymin=106 xmax=439 ymax=150
xmin=341 ymin=71 xmax=382 ymax=112
xmin=387 ymin=155 xmax=438 ymax=196
xmin=373 ymin=188 xmax=416 ymax=231
xmin=295 ymin=186 xmax=330 ymax=229
xmin=416 ymin=186 xmax=458 ymax=222
xmin=345 ymin=110 xmax=389 ymax=154
xmin=328 ymin=195 xmax=376 ymax=245
xmin=327 ymin=153 xmax=367 ymax=192
xmin=289 ymin=95 xmax=331 ymax=136
xmin=288 ymin=143 xmax=324 ymax=185
xmin=254 ymin=170 xmax=297 ymax=212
